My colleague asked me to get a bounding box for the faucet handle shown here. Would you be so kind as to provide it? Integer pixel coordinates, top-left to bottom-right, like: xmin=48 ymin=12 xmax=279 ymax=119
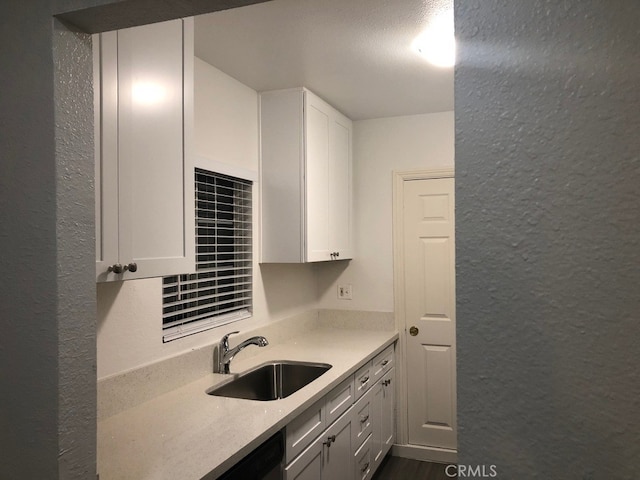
xmin=221 ymin=331 xmax=240 ymax=350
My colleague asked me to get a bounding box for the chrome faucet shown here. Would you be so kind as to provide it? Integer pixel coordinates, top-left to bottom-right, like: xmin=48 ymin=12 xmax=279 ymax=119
xmin=215 ymin=331 xmax=269 ymax=374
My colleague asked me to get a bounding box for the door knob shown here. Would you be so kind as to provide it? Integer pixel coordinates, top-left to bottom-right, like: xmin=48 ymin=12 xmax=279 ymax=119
xmin=409 ymin=326 xmax=419 ymax=336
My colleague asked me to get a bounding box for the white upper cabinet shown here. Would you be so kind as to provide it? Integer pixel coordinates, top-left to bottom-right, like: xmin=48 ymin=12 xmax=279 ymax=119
xmin=260 ymin=88 xmax=353 ymax=263
xmin=95 ymin=18 xmax=195 ymax=282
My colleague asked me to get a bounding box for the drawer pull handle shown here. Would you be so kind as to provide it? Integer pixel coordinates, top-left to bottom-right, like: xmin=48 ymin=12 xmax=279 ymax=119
xmin=361 ymin=462 xmax=370 ymax=473
xmin=360 ymin=376 xmax=369 ymax=384
xmin=360 ymin=414 xmax=369 ymax=424
xmin=381 ymin=360 xmax=389 ymax=366
xmin=323 ymin=435 xmax=336 ymax=447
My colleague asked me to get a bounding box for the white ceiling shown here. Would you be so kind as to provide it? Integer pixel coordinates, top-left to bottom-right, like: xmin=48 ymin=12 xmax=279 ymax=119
xmin=194 ymin=0 xmax=454 ymax=120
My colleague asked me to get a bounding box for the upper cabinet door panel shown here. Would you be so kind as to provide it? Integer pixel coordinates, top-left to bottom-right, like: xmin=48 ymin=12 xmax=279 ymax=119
xmin=94 ymin=32 xmax=119 ymax=276
xmin=118 ymin=19 xmax=192 ymax=271
xmin=329 ymin=115 xmax=352 ymax=260
xmin=305 ymin=94 xmax=331 ymax=262
xmin=96 ymin=18 xmax=195 ymax=281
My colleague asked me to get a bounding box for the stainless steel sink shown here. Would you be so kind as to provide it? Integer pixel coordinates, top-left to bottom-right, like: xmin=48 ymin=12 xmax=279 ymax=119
xmin=206 ymin=360 xmax=332 ymax=401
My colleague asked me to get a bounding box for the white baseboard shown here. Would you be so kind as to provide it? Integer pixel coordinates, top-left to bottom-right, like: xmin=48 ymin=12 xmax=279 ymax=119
xmin=391 ymin=444 xmax=458 ymax=464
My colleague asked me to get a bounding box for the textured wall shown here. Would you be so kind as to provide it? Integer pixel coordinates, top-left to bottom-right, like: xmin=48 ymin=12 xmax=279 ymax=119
xmin=0 ymin=1 xmax=277 ymax=478
xmin=0 ymin=1 xmax=60 ymax=477
xmin=53 ymin=20 xmax=97 ymax=478
xmin=455 ymin=1 xmax=640 ymax=478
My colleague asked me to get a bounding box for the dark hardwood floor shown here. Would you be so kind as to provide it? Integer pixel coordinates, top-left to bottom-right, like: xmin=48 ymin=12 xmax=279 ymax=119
xmin=372 ymin=455 xmax=455 ymax=480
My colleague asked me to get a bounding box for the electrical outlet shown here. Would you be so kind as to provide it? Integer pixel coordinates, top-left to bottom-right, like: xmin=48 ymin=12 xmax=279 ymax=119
xmin=337 ymin=284 xmax=352 ymax=300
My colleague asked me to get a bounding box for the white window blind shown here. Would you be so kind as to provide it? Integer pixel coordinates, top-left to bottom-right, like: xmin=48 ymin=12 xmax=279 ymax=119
xmin=162 ymin=168 xmax=252 ymax=342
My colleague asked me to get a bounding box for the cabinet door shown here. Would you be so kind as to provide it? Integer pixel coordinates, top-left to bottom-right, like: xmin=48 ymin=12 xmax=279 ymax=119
xmin=329 ymin=113 xmax=352 ymax=260
xmin=370 ymin=380 xmax=384 ymax=473
xmin=285 ymin=438 xmax=323 ymax=480
xmin=380 ymin=368 xmax=396 ymax=456
xmin=322 ymin=411 xmax=353 ymax=480
xmin=304 ymin=92 xmax=331 ymax=262
xmin=94 ymin=31 xmax=119 ymax=279
xmin=370 ymin=368 xmax=396 ymax=475
xmin=114 ymin=18 xmax=194 ymax=279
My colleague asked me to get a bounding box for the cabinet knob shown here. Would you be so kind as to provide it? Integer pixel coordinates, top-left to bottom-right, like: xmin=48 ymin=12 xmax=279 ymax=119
xmin=323 ymin=435 xmax=336 ymax=447
xmin=361 ymin=462 xmax=370 ymax=473
xmin=108 ymin=263 xmax=124 ymax=274
xmin=107 ymin=263 xmax=137 ymax=274
xmin=360 ymin=414 xmax=369 ymax=424
xmin=360 ymin=375 xmax=370 ymax=385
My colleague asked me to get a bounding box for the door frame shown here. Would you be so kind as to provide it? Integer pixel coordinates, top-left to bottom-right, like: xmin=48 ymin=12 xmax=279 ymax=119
xmin=391 ymin=168 xmax=457 ymax=463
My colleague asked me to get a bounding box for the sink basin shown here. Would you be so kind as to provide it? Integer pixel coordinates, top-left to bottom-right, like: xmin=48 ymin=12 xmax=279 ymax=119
xmin=207 ymin=361 xmax=332 ymax=401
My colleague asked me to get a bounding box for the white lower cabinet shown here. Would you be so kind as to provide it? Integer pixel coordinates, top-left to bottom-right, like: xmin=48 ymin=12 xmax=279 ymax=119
xmin=284 ymin=439 xmax=323 ymax=480
xmin=371 ymin=367 xmax=396 ymax=472
xmin=285 ymin=410 xmax=353 ymax=480
xmin=321 ymin=410 xmax=354 ymax=480
xmin=284 ymin=345 xmax=395 ymax=480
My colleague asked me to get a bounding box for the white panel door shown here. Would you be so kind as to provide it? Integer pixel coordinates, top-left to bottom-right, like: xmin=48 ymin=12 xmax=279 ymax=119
xmin=117 ymin=18 xmax=194 ymax=278
xmin=404 ymin=177 xmax=456 ymax=449
xmin=304 ymin=93 xmax=331 ymax=262
xmin=328 ymin=115 xmax=352 ymax=260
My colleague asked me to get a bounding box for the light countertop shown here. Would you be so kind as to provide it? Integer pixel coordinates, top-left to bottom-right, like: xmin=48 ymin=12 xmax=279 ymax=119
xmin=97 ymin=327 xmax=398 ymax=479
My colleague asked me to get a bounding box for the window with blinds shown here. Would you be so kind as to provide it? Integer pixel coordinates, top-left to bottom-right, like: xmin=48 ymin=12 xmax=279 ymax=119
xmin=162 ymin=168 xmax=252 ymax=342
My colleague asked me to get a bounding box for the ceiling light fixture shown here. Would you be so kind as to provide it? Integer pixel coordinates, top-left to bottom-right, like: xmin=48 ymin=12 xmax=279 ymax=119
xmin=412 ymin=11 xmax=456 ymax=68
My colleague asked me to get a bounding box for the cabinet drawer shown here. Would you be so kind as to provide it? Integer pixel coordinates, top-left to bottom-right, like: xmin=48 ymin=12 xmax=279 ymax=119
xmin=354 ymin=361 xmax=373 ymax=401
xmin=352 ymin=387 xmax=372 ymax=450
xmin=325 ymin=376 xmax=355 ymax=426
xmin=354 ymin=433 xmax=373 ymax=480
xmin=371 ymin=344 xmax=394 ymax=384
xmin=286 ymin=397 xmax=326 ymax=464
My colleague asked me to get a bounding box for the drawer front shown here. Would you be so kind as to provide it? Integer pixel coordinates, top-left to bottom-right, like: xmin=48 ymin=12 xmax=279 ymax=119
xmin=352 ymin=387 xmax=372 ymax=450
xmin=354 ymin=361 xmax=373 ymax=400
xmin=354 ymin=433 xmax=373 ymax=480
xmin=371 ymin=344 xmax=394 ymax=383
xmin=286 ymin=397 xmax=326 ymax=464
xmin=325 ymin=376 xmax=355 ymax=426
